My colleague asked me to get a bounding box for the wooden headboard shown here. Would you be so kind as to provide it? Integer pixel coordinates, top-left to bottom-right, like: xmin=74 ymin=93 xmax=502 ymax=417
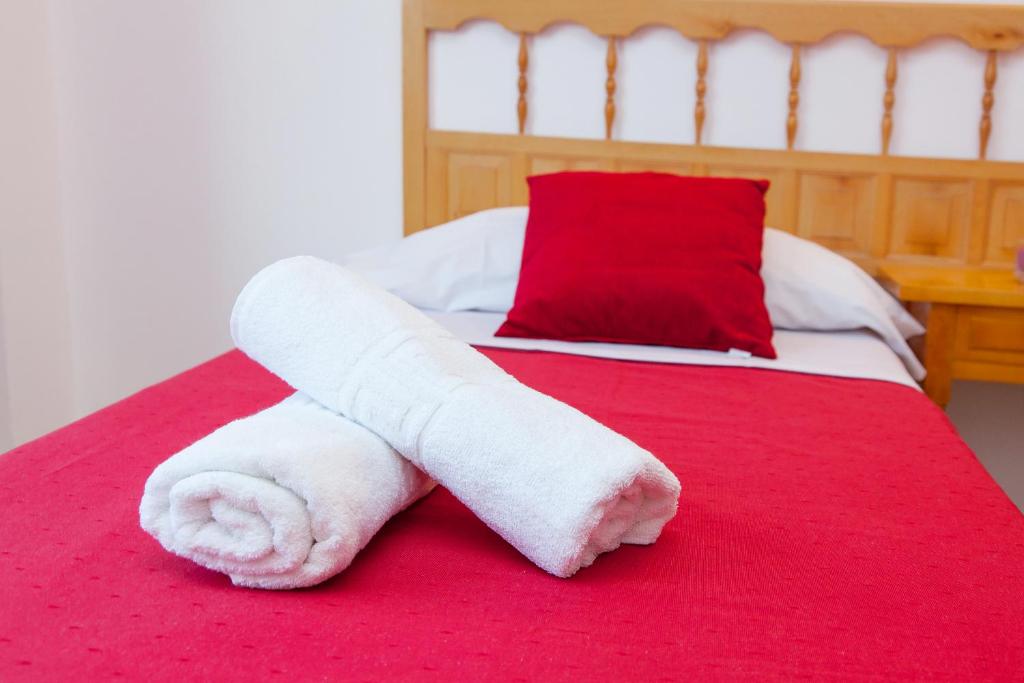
xmin=402 ymin=0 xmax=1024 ymax=273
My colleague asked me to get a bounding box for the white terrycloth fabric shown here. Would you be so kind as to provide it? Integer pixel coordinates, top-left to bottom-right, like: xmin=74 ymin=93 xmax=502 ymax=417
xmin=230 ymin=256 xmax=681 ymax=578
xmin=139 ymin=393 xmax=434 ymax=589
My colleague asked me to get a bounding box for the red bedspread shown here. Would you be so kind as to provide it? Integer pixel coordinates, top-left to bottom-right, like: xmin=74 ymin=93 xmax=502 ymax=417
xmin=1 ymin=349 xmax=1022 ymax=681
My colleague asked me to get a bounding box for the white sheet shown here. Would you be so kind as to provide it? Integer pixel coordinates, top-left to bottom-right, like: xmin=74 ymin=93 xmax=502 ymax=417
xmin=426 ymin=311 xmax=920 ymax=390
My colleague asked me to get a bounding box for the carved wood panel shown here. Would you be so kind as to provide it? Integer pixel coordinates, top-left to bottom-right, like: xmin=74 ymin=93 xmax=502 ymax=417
xmin=985 ymin=183 xmax=1024 ymax=265
xmin=615 ymin=161 xmax=696 ymax=178
xmin=444 ymin=152 xmax=514 ymax=221
xmin=797 ymin=173 xmax=874 ymax=256
xmin=529 ymin=156 xmax=614 ymax=176
xmin=955 ymin=306 xmax=1024 ymax=362
xmin=706 ymin=166 xmax=790 ymax=230
xmin=888 ymin=178 xmax=972 ymax=260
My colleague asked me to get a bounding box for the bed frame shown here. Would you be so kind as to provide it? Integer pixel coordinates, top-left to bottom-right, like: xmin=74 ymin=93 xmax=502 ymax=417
xmin=402 ymin=0 xmax=1024 ymax=274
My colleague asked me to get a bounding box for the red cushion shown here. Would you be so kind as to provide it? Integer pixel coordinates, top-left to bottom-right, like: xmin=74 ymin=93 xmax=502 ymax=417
xmin=496 ymin=171 xmax=776 ymax=358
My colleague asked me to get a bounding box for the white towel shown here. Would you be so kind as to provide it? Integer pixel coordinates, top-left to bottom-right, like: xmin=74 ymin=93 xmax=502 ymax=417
xmin=230 ymin=256 xmax=681 ymax=577
xmin=139 ymin=393 xmax=434 ymax=589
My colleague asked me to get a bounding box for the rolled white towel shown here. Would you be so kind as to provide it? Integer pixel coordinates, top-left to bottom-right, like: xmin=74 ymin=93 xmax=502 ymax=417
xmin=139 ymin=393 xmax=434 ymax=589
xmin=230 ymin=256 xmax=681 ymax=577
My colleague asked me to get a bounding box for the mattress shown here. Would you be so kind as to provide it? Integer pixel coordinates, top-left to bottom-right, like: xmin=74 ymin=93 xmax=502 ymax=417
xmin=1 ymin=348 xmax=1022 ymax=680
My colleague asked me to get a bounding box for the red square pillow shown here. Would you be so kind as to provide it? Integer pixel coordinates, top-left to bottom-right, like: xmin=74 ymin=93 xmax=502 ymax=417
xmin=496 ymin=171 xmax=776 ymax=358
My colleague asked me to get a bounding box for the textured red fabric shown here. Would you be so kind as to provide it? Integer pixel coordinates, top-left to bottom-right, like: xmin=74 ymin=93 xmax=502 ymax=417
xmin=1 ymin=350 xmax=1023 ymax=681
xmin=496 ymin=172 xmax=776 ymax=358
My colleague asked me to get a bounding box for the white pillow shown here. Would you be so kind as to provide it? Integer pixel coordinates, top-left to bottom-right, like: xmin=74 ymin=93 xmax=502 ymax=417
xmin=345 ymin=208 xmax=925 ymax=379
xmin=761 ymin=228 xmax=925 ymax=379
xmin=762 ymin=228 xmax=923 ymax=339
xmin=344 ymin=207 xmax=525 ymax=313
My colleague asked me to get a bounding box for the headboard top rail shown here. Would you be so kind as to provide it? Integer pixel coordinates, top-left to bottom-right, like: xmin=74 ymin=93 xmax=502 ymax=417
xmin=416 ymin=0 xmax=1024 ymax=51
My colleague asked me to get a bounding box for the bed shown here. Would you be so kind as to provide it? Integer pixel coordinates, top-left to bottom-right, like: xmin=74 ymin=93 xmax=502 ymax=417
xmin=3 ymin=347 xmax=1023 ymax=679
xmin=3 ymin=0 xmax=1024 ymax=680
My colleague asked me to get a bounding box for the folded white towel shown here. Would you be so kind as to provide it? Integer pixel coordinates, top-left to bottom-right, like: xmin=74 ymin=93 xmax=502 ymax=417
xmin=230 ymin=256 xmax=681 ymax=577
xmin=139 ymin=393 xmax=434 ymax=589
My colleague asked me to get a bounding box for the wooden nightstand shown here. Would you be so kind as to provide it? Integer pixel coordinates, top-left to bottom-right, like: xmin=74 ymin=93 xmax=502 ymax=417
xmin=877 ymin=264 xmax=1024 ymax=407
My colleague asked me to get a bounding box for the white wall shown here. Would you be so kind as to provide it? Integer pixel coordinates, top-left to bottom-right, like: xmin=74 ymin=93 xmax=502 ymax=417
xmin=45 ymin=0 xmax=403 ymax=424
xmin=0 ymin=0 xmax=75 ymax=450
xmin=1 ymin=0 xmax=1023 ymax=450
xmin=0 ymin=285 xmax=12 ymax=450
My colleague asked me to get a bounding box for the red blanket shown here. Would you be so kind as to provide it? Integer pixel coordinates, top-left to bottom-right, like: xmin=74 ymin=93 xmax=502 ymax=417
xmin=1 ymin=349 xmax=1022 ymax=680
